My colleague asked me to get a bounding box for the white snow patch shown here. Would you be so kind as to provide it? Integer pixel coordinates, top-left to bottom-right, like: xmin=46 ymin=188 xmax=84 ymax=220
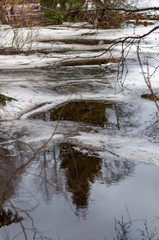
xmin=71 ymin=132 xmax=159 ymax=164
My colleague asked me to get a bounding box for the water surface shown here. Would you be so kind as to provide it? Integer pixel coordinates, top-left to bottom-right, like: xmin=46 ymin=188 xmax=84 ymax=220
xmin=30 ymin=100 xmax=120 ymax=129
xmin=0 ymin=144 xmax=159 ymax=240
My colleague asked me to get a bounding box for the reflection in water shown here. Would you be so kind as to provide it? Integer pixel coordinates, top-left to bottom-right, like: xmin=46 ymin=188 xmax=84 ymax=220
xmin=101 ymin=158 xmax=134 ymax=185
xmin=30 ymin=100 xmax=120 ymax=129
xmin=33 ymin=143 xmax=135 ymax=214
xmin=0 ymin=147 xmax=23 ymax=206
xmin=0 ymin=142 xmax=135 ymax=239
xmin=0 ymin=142 xmax=135 ymax=213
xmin=35 ymin=145 xmax=65 ymax=203
xmin=60 ymin=144 xmax=102 ymax=210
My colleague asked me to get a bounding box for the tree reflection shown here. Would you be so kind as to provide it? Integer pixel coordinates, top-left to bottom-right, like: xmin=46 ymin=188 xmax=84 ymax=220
xmin=36 ymin=145 xmax=65 ymax=203
xmin=30 ymin=100 xmax=119 ymax=129
xmin=60 ymin=144 xmax=102 ymax=210
xmin=0 ymin=140 xmax=135 ymax=239
xmin=101 ymin=158 xmax=135 ymax=185
xmin=0 ymin=142 xmax=135 ymax=216
xmin=0 ymin=146 xmax=24 ymax=207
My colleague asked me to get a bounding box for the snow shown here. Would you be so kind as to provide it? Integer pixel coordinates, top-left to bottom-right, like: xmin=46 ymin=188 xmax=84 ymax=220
xmin=136 ymin=0 xmax=159 ymax=7
xmin=0 ymin=21 xmax=159 ymax=165
xmin=71 ymin=132 xmax=159 ymax=164
xmin=128 ymin=0 xmax=159 ymax=8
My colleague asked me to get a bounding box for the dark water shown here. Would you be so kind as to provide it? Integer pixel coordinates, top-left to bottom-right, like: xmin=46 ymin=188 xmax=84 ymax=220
xmin=30 ymin=100 xmax=120 ymax=129
xmin=0 ymin=143 xmax=159 ymax=240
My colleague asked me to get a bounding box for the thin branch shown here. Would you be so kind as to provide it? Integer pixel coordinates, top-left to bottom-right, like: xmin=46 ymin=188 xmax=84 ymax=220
xmin=137 ymin=43 xmax=159 ymax=112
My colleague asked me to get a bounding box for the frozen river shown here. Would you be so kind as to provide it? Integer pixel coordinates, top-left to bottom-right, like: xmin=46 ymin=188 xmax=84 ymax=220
xmin=0 ymin=62 xmax=158 ymax=239
xmin=0 ymin=14 xmax=159 ymax=240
